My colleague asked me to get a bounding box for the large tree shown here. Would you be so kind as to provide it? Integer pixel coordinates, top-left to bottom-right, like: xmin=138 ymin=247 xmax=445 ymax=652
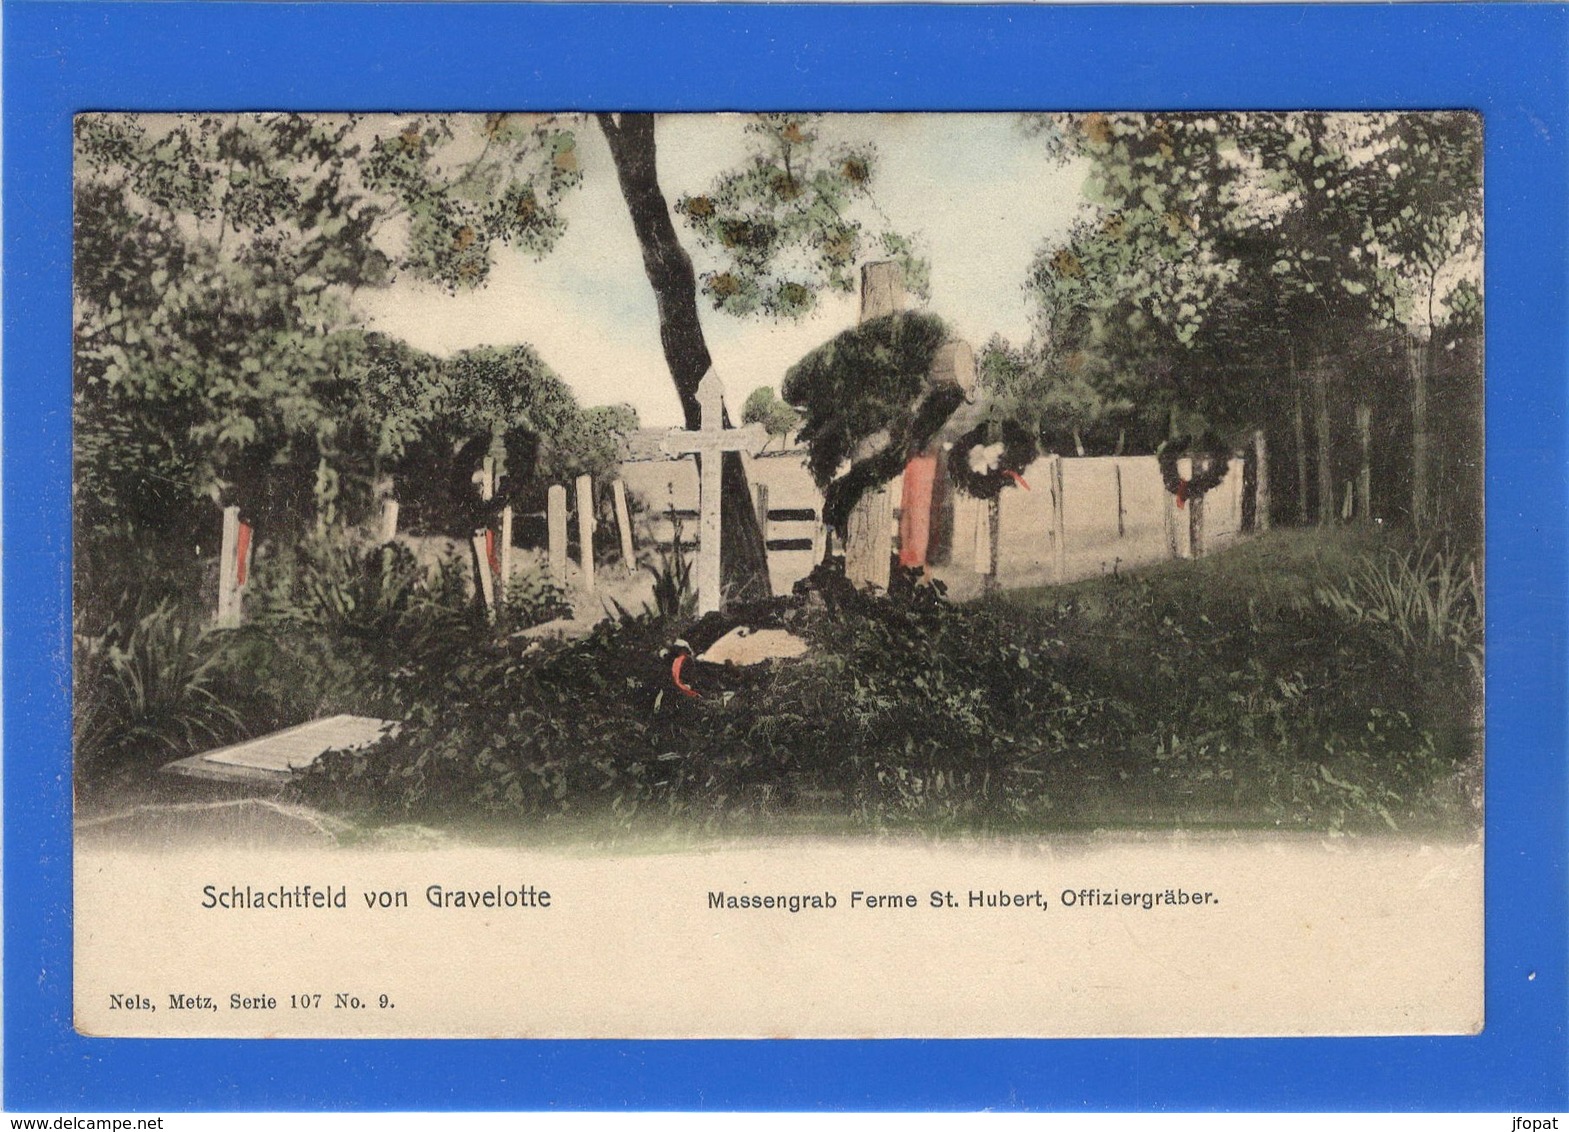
xmin=1022 ymin=111 xmax=1481 ymax=524
xmin=75 ymin=111 xmax=919 ymax=600
xmin=599 ymin=113 xmax=921 ymax=597
xmin=74 ymin=113 xmax=584 ymax=547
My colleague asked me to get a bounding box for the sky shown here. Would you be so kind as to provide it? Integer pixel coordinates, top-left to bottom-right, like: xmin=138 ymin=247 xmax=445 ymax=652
xmin=358 ymin=114 xmax=1088 ymax=428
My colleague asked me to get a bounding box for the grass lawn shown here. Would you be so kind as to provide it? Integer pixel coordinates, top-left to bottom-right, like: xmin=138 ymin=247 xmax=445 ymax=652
xmin=988 ymin=527 xmax=1482 ymax=834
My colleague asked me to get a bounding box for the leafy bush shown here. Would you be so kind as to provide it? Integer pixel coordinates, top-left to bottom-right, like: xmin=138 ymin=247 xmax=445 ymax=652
xmin=293 ymin=566 xmax=1115 ymax=828
xmin=643 ymin=514 xmax=696 ymax=622
xmin=1315 ymin=543 xmax=1483 ymax=683
xmin=75 ymin=599 xmax=241 ymax=786
xmin=253 ymin=534 xmax=440 ymax=637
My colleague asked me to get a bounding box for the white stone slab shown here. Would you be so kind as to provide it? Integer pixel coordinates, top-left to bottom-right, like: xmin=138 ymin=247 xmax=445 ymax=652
xmin=166 ymin=714 xmax=397 ymax=783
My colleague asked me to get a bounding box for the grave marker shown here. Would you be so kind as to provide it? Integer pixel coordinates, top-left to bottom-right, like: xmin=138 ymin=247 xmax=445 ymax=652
xmin=379 ymin=499 xmax=400 ymax=543
xmin=547 ymin=485 xmax=568 ymax=584
xmin=1164 ymin=456 xmax=1194 ymax=559
xmin=216 ymin=505 xmax=252 ymax=627
xmin=498 ymin=505 xmax=514 ymax=601
xmin=661 ymin=369 xmax=766 ymax=615
xmin=612 ymin=479 xmax=636 ymax=569
xmin=984 ymin=498 xmax=1001 ymax=592
xmin=471 ymin=531 xmax=496 ymax=614
xmin=844 ymin=262 xmax=905 ymax=590
xmin=163 ymin=714 xmax=397 ymax=784
xmin=576 ymin=474 xmax=596 ymax=593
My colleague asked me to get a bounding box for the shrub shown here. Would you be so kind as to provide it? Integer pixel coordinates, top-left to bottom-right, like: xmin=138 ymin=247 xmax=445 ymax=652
xmin=278 ymin=528 xmax=1482 ymax=838
xmin=293 ymin=567 xmax=1112 ymax=828
xmin=1315 ymin=543 xmax=1483 ymax=683
xmin=643 ymin=514 xmax=696 ymax=622
xmin=75 ymin=599 xmax=241 ymax=786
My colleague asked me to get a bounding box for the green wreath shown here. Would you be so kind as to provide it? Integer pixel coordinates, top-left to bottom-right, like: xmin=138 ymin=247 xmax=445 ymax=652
xmin=1157 ymin=436 xmax=1231 ymax=508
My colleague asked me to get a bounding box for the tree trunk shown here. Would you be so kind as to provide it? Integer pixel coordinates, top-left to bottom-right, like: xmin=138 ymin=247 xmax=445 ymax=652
xmin=1407 ymin=333 xmax=1430 ymax=532
xmin=1311 ymin=355 xmax=1333 ymax=526
xmin=598 ymin=113 xmax=770 ymax=601
xmin=1291 ymin=351 xmax=1309 ymax=525
xmin=1355 ymin=402 xmax=1373 ymax=523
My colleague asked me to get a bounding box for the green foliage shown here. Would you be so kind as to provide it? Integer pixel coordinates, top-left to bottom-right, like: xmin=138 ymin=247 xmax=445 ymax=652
xmin=292 ymin=530 xmax=1479 ymax=835
xmin=293 ymin=576 xmax=1094 ymax=826
xmin=1316 ymin=544 xmax=1483 ymax=683
xmin=74 ymin=113 xmax=589 ymax=550
xmin=782 ymin=311 xmax=960 ymax=529
xmin=74 ymin=600 xmax=242 ymax=783
xmin=644 ymin=514 xmax=697 ymax=622
xmin=350 ymin=113 xmax=583 ymax=291
xmin=355 ymin=338 xmax=633 ymax=535
xmin=741 ymin=386 xmax=800 ymax=449
xmin=978 ymin=335 xmax=1135 ymax=455
xmin=1021 ymin=112 xmax=1484 ymax=446
xmin=548 ymin=402 xmax=640 ymax=485
xmin=675 ymin=115 xmax=928 ymax=319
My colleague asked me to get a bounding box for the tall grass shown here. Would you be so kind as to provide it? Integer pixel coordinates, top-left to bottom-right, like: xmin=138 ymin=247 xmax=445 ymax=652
xmin=74 ymin=599 xmax=241 ymax=781
xmin=644 ymin=509 xmax=696 ymax=621
xmin=1316 ymin=543 xmax=1483 ymax=682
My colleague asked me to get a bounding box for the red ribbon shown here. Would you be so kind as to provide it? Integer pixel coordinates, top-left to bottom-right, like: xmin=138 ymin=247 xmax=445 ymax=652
xmin=235 ymin=522 xmax=252 ymax=586
xmin=671 ymin=654 xmax=700 ymax=698
xmin=484 ymin=528 xmax=500 ymax=578
xmin=1176 ymin=479 xmax=1189 ymax=509
xmin=1003 ymin=469 xmax=1031 ymax=491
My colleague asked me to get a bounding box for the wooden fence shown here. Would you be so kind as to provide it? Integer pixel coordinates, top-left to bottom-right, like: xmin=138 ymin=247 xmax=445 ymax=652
xmin=620 ymin=440 xmax=1264 ymax=596
xmin=213 ymin=439 xmax=1264 ymax=624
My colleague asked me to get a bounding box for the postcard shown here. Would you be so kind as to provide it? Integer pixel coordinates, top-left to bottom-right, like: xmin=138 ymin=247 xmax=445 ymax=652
xmin=67 ymin=109 xmax=1487 ymax=1040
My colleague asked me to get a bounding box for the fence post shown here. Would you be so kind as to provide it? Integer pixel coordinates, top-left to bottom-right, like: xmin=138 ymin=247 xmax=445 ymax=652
xmin=1051 ymin=454 xmax=1067 ymax=583
xmin=217 ymin=505 xmax=241 ymax=626
xmin=985 ymin=497 xmax=1001 ymax=593
xmin=1292 ymin=353 xmax=1310 ymax=524
xmin=970 ymin=497 xmax=991 ymax=577
xmin=1232 ymin=452 xmax=1244 ymax=533
xmin=1114 ymin=461 xmax=1126 ymax=538
xmin=470 ymin=531 xmax=495 ymax=617
xmin=612 ymin=479 xmax=636 ymax=570
xmin=548 ymin=484 xmax=568 ymax=585
xmin=498 ymin=505 xmax=514 ymax=602
xmin=576 ymin=473 xmax=596 ymax=593
xmin=1312 ymin=359 xmax=1333 ymax=526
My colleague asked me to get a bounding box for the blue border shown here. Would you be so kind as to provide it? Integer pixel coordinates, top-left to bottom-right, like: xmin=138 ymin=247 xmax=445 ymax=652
xmin=6 ymin=2 xmax=1566 ymax=1112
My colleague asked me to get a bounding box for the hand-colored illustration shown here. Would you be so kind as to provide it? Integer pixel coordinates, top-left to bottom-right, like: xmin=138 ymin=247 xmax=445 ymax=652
xmin=74 ymin=111 xmax=1482 ymax=842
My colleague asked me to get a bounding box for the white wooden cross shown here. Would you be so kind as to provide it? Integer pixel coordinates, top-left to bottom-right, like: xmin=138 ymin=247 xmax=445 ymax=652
xmin=661 ymin=369 xmax=766 ymax=615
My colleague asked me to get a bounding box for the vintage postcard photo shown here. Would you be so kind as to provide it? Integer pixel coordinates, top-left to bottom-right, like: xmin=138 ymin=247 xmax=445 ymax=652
xmin=72 ymin=111 xmax=1483 ymax=1038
